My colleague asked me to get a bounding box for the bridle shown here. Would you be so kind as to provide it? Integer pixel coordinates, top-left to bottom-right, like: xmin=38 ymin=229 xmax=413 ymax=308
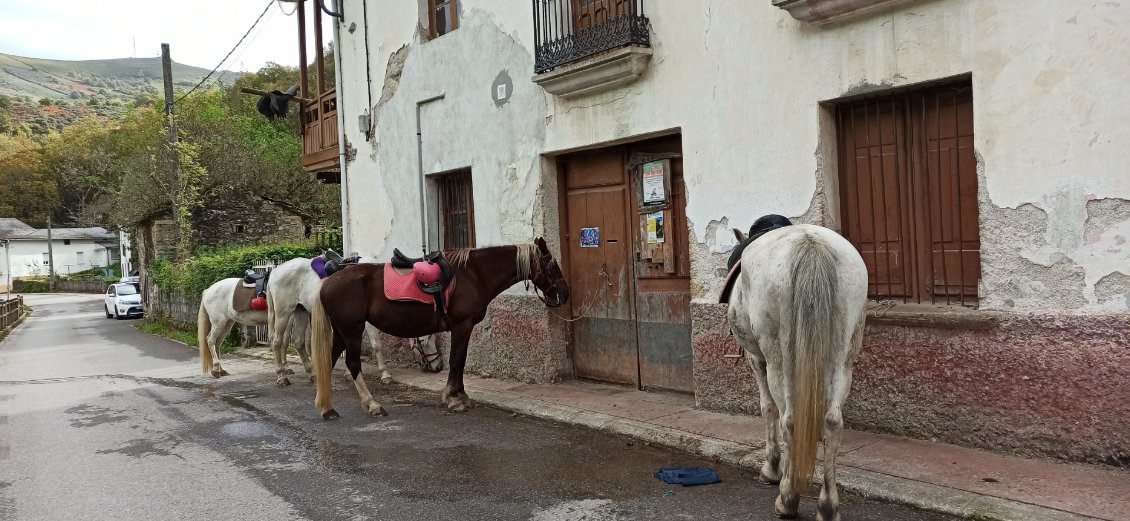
xmin=525 ymin=251 xmax=565 ymax=308
xmin=411 ymin=337 xmax=443 ymax=369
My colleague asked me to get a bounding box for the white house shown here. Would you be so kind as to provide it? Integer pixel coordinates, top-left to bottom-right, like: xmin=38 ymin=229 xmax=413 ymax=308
xmin=0 ymin=218 xmax=120 ymax=282
xmin=288 ymin=0 xmax=1129 ymax=464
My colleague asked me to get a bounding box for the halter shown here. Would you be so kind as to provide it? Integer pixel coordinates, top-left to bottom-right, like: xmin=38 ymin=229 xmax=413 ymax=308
xmin=525 ymin=251 xmax=564 ymax=307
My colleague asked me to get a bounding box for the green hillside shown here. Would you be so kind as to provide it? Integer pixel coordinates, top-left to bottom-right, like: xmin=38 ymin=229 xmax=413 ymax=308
xmin=0 ymin=52 xmax=239 ymax=103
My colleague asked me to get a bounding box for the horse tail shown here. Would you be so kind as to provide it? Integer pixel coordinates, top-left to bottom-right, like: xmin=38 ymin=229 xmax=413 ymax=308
xmin=310 ymin=283 xmax=335 ymax=416
xmin=786 ymin=232 xmax=839 ymax=494
xmin=197 ymin=300 xmax=212 ymax=374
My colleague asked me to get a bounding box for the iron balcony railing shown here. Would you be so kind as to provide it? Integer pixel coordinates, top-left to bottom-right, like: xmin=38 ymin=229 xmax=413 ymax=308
xmin=533 ymin=0 xmax=650 ymax=74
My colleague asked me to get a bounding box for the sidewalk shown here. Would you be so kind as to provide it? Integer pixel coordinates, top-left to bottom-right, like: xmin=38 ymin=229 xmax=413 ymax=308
xmin=242 ymin=348 xmax=1126 ymax=521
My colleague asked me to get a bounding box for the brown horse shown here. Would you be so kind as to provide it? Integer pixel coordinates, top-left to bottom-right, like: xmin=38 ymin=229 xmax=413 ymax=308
xmin=310 ymin=239 xmax=569 ymax=419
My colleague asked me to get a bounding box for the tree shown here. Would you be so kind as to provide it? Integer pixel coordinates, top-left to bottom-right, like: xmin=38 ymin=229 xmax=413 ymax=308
xmin=0 ymin=135 xmax=57 ymax=227
xmin=40 ymin=117 xmax=119 ymax=226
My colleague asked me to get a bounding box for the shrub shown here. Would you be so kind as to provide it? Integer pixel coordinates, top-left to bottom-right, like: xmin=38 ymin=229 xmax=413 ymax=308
xmin=151 ymin=242 xmax=322 ymax=294
xmin=13 ymin=278 xmax=50 ymax=293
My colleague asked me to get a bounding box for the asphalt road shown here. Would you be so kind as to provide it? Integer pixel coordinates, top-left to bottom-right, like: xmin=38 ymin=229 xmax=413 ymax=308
xmin=0 ymin=293 xmax=959 ymax=521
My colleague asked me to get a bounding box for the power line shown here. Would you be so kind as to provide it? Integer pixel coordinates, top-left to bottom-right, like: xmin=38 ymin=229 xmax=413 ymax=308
xmin=176 ymin=0 xmax=274 ymax=103
xmin=212 ymin=6 xmax=277 ymax=88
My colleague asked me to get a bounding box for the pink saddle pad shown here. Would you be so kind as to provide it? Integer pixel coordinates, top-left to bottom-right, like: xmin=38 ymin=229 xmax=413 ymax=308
xmin=383 ymin=263 xmax=455 ymax=304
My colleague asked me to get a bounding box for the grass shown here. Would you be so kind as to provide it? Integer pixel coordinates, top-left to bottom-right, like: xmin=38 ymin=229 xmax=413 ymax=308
xmin=136 ymin=321 xmax=240 ymax=354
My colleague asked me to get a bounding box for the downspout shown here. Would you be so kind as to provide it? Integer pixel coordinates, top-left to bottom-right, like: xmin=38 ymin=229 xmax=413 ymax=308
xmin=332 ymin=0 xmax=351 ymax=254
xmin=416 ymin=94 xmax=445 ymax=255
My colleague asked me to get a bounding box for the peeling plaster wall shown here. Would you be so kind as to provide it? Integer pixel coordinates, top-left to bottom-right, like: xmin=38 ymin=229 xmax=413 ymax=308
xmin=339 ymin=0 xmax=1130 ymax=312
xmin=333 ymin=0 xmax=1130 ymax=457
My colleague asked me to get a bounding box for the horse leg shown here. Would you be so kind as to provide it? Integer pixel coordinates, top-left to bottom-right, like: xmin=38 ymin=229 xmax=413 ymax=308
xmin=208 ymin=318 xmax=234 ymax=378
xmin=751 ymin=355 xmax=783 ymax=485
xmin=771 ymin=370 xmax=800 ymax=519
xmin=366 ymin=323 xmax=393 ymax=384
xmin=818 ymin=322 xmax=863 ymax=521
xmin=340 ymin=322 xmax=386 ymax=417
xmin=271 ymin=308 xmax=292 ymax=386
xmin=441 ymin=323 xmax=473 ymax=412
xmin=292 ymin=312 xmax=313 ymax=380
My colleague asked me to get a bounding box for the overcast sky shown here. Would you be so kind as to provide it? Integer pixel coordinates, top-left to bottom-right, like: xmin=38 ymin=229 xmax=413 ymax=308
xmin=0 ymin=1 xmax=335 ymax=72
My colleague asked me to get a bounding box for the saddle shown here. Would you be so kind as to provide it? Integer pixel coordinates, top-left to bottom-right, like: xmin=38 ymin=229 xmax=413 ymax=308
xmin=384 ymin=249 xmax=456 ymax=328
xmin=718 ymin=215 xmax=793 ymax=304
xmin=311 ymin=250 xmax=361 ymax=279
xmin=234 ymin=269 xmax=270 ymax=311
xmin=241 ymin=269 xmax=269 ymax=298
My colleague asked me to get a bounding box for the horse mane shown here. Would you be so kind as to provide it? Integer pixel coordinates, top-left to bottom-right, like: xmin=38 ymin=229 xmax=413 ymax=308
xmin=445 ymin=244 xmax=536 ymax=279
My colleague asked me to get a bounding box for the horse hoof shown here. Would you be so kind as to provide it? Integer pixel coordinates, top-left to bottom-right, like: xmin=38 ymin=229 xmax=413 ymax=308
xmin=283 ymin=368 xmax=295 ymax=375
xmin=815 ymin=511 xmax=840 ymax=521
xmin=367 ymin=405 xmax=387 ymax=417
xmin=759 ymin=470 xmax=781 ymax=485
xmin=322 ymin=409 xmax=340 ymax=421
xmin=276 ymin=378 xmax=292 ymax=387
xmin=380 ymin=376 xmax=393 ymax=385
xmin=447 ymin=402 xmax=467 ymax=413
xmin=210 ymin=370 xmax=225 ymax=378
xmin=774 ymin=496 xmax=798 ymax=519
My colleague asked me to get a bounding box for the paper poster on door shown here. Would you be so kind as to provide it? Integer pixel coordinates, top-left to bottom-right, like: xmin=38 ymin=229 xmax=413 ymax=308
xmin=646 ymin=211 xmax=665 ymax=244
xmin=580 ymin=227 xmax=600 ymax=248
xmin=641 ymin=161 xmax=666 ymax=206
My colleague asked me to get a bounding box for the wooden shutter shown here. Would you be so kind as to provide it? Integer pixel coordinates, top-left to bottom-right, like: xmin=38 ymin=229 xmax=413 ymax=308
xmin=837 ymin=80 xmax=979 ymax=305
xmin=439 ymin=170 xmax=475 ymax=249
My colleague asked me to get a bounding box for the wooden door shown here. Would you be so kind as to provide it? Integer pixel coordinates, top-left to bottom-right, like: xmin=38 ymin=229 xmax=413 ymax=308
xmin=559 ymin=136 xmax=693 ymax=393
xmin=562 ymin=151 xmax=639 ymax=386
xmin=572 ymin=0 xmax=631 ymax=30
xmin=627 ymin=139 xmax=693 ymax=393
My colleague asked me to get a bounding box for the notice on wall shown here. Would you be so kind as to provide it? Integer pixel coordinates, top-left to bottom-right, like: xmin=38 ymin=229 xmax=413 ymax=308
xmin=641 ymin=160 xmax=666 ymax=206
xmin=580 ymin=227 xmax=600 ymax=248
xmin=646 ymin=211 xmax=665 ymax=244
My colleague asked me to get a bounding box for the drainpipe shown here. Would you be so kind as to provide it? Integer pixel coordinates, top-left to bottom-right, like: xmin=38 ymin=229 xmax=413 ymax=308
xmin=416 ymin=94 xmax=445 ymax=255
xmin=332 ymin=0 xmax=351 ymax=254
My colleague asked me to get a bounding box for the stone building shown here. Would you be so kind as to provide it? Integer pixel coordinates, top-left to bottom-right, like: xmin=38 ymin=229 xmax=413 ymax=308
xmin=293 ymin=0 xmax=1129 ymax=464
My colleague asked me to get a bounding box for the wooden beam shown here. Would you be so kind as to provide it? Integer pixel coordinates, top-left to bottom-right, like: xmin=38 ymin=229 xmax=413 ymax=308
xmin=239 ymin=87 xmax=314 ymax=104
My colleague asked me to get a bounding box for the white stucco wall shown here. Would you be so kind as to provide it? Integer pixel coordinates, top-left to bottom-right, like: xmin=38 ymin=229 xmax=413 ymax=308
xmin=334 ymin=0 xmax=1130 ymax=311
xmin=0 ymin=239 xmax=111 ymax=279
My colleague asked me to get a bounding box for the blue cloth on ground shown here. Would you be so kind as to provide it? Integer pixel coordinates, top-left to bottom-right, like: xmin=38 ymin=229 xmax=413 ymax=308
xmin=655 ymin=467 xmax=721 ymax=486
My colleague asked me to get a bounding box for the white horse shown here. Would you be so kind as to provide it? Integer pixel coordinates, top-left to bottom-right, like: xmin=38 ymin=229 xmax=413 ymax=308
xmin=725 ymin=218 xmax=867 ymax=521
xmin=196 ymin=277 xmax=280 ymax=378
xmin=265 ymin=256 xmax=443 ymax=386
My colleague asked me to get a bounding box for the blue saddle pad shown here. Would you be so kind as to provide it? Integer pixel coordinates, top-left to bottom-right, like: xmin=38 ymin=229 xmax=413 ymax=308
xmin=655 ymin=467 xmax=721 ymax=486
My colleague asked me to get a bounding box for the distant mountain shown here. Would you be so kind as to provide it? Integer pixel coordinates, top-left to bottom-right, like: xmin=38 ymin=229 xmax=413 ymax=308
xmin=0 ymin=52 xmax=240 ymax=103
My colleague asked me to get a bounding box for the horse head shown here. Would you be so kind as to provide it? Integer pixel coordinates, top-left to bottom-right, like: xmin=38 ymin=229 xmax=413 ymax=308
xmin=530 ymin=237 xmax=570 ymax=307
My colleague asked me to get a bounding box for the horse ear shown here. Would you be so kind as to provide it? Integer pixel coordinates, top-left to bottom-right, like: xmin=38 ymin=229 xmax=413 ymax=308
xmin=535 ymin=237 xmax=548 ymax=252
xmin=732 ymin=228 xmax=747 ymax=242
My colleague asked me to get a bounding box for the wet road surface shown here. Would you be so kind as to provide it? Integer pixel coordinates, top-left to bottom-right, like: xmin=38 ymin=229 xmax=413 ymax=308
xmin=0 ymin=294 xmax=960 ymax=520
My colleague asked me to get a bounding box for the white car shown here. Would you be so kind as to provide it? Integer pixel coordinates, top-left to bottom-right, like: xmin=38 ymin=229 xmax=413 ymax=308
xmin=105 ymin=283 xmax=144 ymax=320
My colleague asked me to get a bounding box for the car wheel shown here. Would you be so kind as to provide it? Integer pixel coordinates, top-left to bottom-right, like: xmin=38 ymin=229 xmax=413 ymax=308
xmin=105 ymin=305 xmax=113 ymax=319
xmin=113 ymin=308 xmax=122 ymax=320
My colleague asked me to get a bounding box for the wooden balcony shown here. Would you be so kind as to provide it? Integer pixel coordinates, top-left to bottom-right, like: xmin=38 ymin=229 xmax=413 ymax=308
xmin=299 ymin=88 xmax=340 ymax=179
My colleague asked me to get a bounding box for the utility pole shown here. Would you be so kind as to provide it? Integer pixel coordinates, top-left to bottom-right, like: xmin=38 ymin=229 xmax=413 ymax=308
xmin=161 ymin=44 xmax=177 ymax=143
xmin=160 ymin=43 xmax=182 ymax=257
xmin=46 ymin=214 xmax=55 ymax=291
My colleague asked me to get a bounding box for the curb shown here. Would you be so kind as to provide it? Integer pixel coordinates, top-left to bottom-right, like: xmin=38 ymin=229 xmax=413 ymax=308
xmin=393 ymin=373 xmax=1101 ymax=521
xmin=228 ymin=348 xmax=1100 ymax=521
